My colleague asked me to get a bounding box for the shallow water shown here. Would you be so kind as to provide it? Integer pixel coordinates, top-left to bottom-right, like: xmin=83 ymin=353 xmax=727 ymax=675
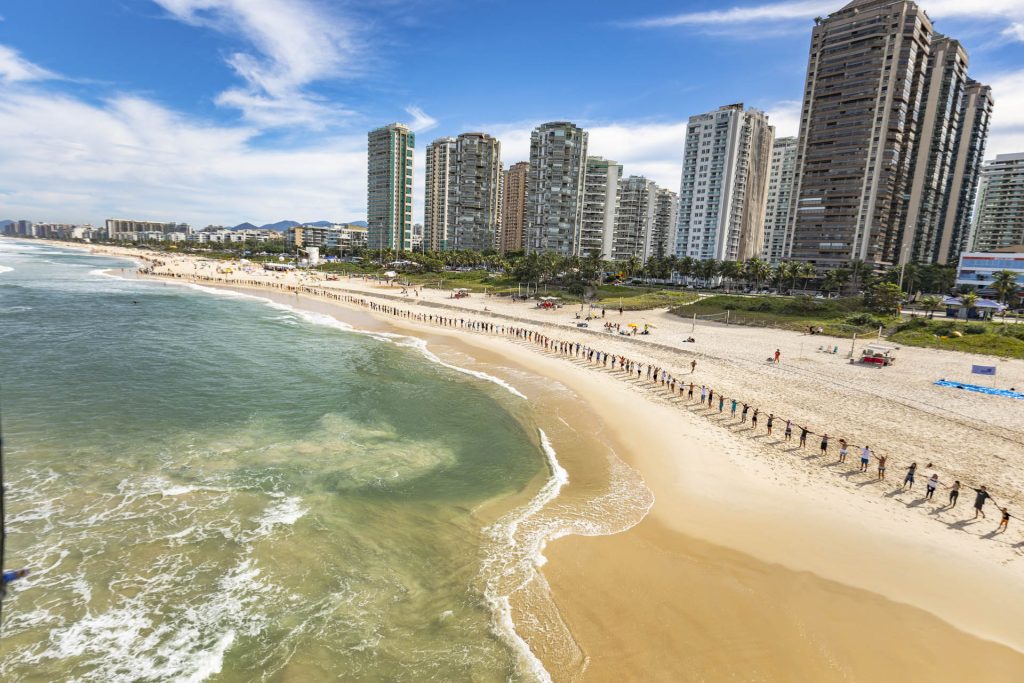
xmin=0 ymin=240 xmax=551 ymax=681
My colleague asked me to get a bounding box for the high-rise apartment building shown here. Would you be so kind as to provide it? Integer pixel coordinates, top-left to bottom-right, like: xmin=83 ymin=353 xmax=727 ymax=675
xmin=674 ymin=104 xmax=773 ymax=262
xmin=367 ymin=123 xmax=415 ymax=252
xmin=499 ymin=162 xmax=529 ymax=254
xmin=424 ymin=137 xmax=455 ymax=252
xmin=650 ymin=188 xmax=679 ymax=260
xmin=448 ymin=133 xmax=502 ymax=252
xmin=580 ymin=157 xmax=622 ymax=259
xmin=789 ymin=0 xmax=932 ymax=269
xmin=971 ymin=153 xmax=1024 ymax=252
xmin=939 ymin=81 xmax=993 ymax=263
xmin=525 ymin=121 xmax=588 ymax=257
xmin=612 ymin=176 xmax=657 ymax=262
xmin=901 ymin=36 xmax=968 ymax=265
xmin=762 ymin=137 xmax=799 ymax=264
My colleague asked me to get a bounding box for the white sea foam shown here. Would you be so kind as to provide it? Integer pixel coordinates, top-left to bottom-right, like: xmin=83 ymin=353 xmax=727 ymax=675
xmin=481 ymin=429 xmax=567 ymax=683
xmin=0 ymin=264 xmax=14 ymax=274
xmin=88 ymin=268 xmax=128 ymax=281
xmin=480 ymin=428 xmax=655 ymax=682
xmin=239 ymin=495 xmax=307 ymax=543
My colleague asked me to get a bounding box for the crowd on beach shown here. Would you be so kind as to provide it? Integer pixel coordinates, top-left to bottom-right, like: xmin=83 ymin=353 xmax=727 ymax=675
xmin=148 ymin=264 xmax=1017 ymax=537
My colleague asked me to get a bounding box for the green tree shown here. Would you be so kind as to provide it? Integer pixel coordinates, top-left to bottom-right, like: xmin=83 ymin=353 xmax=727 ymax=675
xmin=919 ymin=295 xmax=942 ymax=319
xmin=797 ymin=262 xmax=817 ymax=292
xmin=919 ymin=264 xmax=956 ymax=294
xmin=744 ymin=258 xmax=771 ymax=291
xmin=696 ymin=259 xmax=720 ymax=287
xmin=623 ymin=255 xmax=642 ymax=279
xmin=676 ymin=256 xmax=696 ymax=282
xmin=848 ymin=259 xmax=870 ymax=293
xmin=866 ymin=282 xmax=903 ymax=315
xmin=960 ymin=290 xmax=979 ymax=319
xmin=719 ymin=260 xmax=743 ymax=291
xmin=991 ymin=270 xmax=1020 ymax=305
xmin=822 ymin=268 xmax=850 ymax=296
xmin=772 ymin=261 xmax=793 ymax=293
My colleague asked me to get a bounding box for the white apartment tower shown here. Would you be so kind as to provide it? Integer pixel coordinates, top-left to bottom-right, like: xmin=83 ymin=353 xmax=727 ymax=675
xmin=525 ymin=121 xmax=589 ymax=257
xmin=674 ymin=104 xmax=774 ymax=262
xmin=762 ymin=137 xmax=799 ymax=263
xmin=650 ymin=188 xmax=679 ymax=260
xmin=972 ymin=153 xmax=1024 ymax=252
xmin=580 ymin=156 xmax=622 ymax=259
xmin=424 ymin=137 xmax=455 ymax=251
xmin=612 ymin=176 xmax=657 ymax=262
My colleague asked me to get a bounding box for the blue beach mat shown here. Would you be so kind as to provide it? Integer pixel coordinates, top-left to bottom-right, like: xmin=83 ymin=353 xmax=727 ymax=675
xmin=934 ymin=380 xmax=1024 ymax=401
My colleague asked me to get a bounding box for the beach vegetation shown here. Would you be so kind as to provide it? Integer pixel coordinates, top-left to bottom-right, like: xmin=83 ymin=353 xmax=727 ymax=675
xmin=888 ymin=319 xmax=1024 ymax=359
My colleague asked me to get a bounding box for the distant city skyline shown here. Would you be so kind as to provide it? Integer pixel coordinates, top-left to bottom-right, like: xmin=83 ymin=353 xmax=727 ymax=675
xmin=1 ymin=1 xmax=1024 ymax=227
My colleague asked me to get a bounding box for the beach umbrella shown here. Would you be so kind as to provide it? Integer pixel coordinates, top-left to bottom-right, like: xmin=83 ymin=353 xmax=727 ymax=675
xmin=628 ymin=323 xmax=638 ymax=328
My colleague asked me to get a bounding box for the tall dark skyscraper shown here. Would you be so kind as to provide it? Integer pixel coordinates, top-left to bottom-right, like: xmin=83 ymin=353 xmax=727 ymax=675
xmin=790 ymin=0 xmax=992 ymax=269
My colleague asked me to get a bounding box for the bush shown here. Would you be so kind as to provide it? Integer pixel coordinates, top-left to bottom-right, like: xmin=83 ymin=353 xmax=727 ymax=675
xmin=846 ymin=313 xmax=885 ymax=327
xmin=897 ymin=317 xmax=930 ymax=331
xmin=964 ymin=324 xmax=986 ymax=335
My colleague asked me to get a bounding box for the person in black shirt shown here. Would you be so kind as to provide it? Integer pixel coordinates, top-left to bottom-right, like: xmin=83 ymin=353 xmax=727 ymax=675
xmin=997 ymin=507 xmax=1011 ymax=532
xmin=973 ymin=486 xmax=994 ymax=519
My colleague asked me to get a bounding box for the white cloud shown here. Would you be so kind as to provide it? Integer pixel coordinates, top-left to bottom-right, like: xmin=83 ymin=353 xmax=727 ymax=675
xmin=152 ymin=0 xmax=358 ymax=127
xmin=0 ymin=87 xmax=367 ymax=225
xmin=629 ymin=0 xmax=1024 ymax=41
xmin=765 ymin=100 xmax=801 ymax=138
xmin=404 ymin=106 xmax=438 ymax=133
xmin=978 ymin=68 xmax=1024 ymax=157
xmin=0 ymin=44 xmax=57 ymax=82
xmin=628 ymin=1 xmax=834 ymax=28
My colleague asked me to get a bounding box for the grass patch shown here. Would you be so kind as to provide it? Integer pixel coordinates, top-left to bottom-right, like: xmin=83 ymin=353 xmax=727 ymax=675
xmin=887 ymin=318 xmax=1024 ymax=359
xmin=669 ymin=295 xmax=893 ymax=337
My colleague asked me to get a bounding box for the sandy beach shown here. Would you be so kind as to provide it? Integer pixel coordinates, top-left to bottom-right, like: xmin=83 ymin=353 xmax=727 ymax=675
xmin=57 ymin=242 xmax=1024 ymax=680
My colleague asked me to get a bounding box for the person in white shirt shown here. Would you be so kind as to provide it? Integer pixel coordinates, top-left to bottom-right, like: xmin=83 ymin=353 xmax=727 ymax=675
xmin=860 ymin=445 xmax=872 ymax=472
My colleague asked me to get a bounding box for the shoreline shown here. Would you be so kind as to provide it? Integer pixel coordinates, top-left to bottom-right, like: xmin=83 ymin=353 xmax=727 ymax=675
xmin=17 ymin=239 xmax=1024 ymax=680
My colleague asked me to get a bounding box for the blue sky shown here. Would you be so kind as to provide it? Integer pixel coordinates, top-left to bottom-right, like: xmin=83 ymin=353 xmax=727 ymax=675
xmin=2 ymin=0 xmax=1024 ymax=226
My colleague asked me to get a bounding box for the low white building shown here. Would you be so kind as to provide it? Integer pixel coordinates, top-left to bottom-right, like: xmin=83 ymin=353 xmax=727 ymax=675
xmin=955 ymin=248 xmax=1024 ymax=303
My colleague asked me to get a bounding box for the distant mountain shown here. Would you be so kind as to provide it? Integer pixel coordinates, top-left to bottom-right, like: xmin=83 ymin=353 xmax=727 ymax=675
xmin=259 ymin=220 xmax=301 ymax=231
xmin=229 ymin=219 xmax=367 ymax=232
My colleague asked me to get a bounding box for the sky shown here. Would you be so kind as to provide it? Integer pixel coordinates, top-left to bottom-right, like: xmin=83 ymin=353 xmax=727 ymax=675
xmin=2 ymin=0 xmax=1024 ymax=227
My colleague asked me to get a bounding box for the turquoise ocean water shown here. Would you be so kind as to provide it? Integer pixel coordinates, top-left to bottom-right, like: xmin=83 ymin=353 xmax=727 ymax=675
xmin=0 ymin=240 xmax=553 ymax=681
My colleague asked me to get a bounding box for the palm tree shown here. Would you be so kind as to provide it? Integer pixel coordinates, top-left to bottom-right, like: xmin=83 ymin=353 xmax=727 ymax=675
xmin=822 ymin=268 xmax=850 ymax=296
xmin=696 ymin=259 xmax=720 ymax=288
xmin=624 ymin=254 xmax=642 ymax=279
xmin=676 ymin=256 xmax=696 ymax=283
xmin=919 ymin=295 xmax=942 ymax=319
xmin=798 ymin=262 xmax=817 ymax=292
xmin=745 ymin=258 xmax=771 ymax=291
xmin=772 ymin=262 xmax=793 ymax=293
xmin=848 ymin=259 xmax=869 ymax=294
xmin=960 ymin=291 xmax=979 ymax=320
xmin=719 ymin=260 xmax=743 ymax=291
xmin=991 ymin=270 xmax=1020 ymax=305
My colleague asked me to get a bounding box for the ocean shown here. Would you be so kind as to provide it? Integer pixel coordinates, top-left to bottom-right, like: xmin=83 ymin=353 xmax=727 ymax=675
xmin=0 ymin=240 xmax=562 ymax=681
